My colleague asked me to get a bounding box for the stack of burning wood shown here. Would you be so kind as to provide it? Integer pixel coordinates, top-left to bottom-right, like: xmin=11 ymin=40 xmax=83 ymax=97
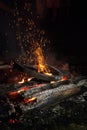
xmin=0 ymin=61 xmax=87 ymax=123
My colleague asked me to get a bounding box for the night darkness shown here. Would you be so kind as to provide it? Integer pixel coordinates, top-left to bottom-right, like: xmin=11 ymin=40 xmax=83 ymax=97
xmin=0 ymin=0 xmax=87 ymax=74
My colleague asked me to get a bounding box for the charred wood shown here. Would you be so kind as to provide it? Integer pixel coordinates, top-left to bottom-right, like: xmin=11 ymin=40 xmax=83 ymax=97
xmin=14 ymin=62 xmax=63 ymax=82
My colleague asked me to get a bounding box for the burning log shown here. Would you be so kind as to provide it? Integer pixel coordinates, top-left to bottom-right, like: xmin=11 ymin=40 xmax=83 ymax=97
xmin=0 ymin=70 xmax=87 ymax=123
xmin=14 ymin=62 xmax=64 ymax=82
xmin=20 ymin=78 xmax=87 ymax=111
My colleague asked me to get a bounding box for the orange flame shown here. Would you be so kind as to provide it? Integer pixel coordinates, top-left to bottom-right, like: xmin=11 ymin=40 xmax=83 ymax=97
xmin=34 ymin=43 xmax=52 ymax=75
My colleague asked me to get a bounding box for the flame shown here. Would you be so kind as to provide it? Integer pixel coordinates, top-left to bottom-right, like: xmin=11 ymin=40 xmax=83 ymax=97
xmin=23 ymin=97 xmax=37 ymax=104
xmin=34 ymin=43 xmax=52 ymax=75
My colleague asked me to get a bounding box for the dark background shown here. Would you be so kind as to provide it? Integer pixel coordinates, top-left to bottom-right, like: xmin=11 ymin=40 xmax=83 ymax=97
xmin=35 ymin=0 xmax=87 ymax=74
xmin=0 ymin=0 xmax=87 ymax=74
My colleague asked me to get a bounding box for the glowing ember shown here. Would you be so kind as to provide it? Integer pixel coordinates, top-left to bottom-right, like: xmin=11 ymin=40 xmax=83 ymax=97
xmin=50 ymin=81 xmax=56 ymax=84
xmin=9 ymin=87 xmax=29 ymax=97
xmin=27 ymin=77 xmax=33 ymax=81
xmin=61 ymin=76 xmax=68 ymax=81
xmin=17 ymin=86 xmax=29 ymax=93
xmin=9 ymin=119 xmax=15 ymax=124
xmin=23 ymin=97 xmax=37 ymax=104
xmin=9 ymin=91 xmax=18 ymax=96
xmin=45 ymin=73 xmax=52 ymax=76
xmin=18 ymin=78 xmax=25 ymax=84
xmin=18 ymin=77 xmax=33 ymax=84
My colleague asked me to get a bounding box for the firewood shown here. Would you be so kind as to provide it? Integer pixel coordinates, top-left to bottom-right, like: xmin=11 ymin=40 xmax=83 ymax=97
xmin=20 ymin=78 xmax=87 ymax=111
xmin=14 ymin=62 xmax=63 ymax=82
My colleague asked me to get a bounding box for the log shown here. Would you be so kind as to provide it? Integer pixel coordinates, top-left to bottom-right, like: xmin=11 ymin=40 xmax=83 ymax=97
xmin=0 ymin=76 xmax=87 ymax=121
xmin=20 ymin=78 xmax=87 ymax=112
xmin=0 ymin=65 xmax=12 ymax=69
xmin=14 ymin=62 xmax=63 ymax=82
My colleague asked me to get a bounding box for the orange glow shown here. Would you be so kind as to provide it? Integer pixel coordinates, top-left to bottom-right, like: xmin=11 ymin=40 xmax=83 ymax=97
xmin=18 ymin=86 xmax=29 ymax=93
xmin=18 ymin=77 xmax=33 ymax=84
xmin=9 ymin=87 xmax=29 ymax=97
xmin=23 ymin=97 xmax=37 ymax=104
xmin=45 ymin=72 xmax=52 ymax=76
xmin=18 ymin=78 xmax=25 ymax=84
xmin=34 ymin=43 xmax=52 ymax=75
xmin=50 ymin=81 xmax=56 ymax=84
xmin=27 ymin=77 xmax=33 ymax=81
xmin=61 ymin=76 xmax=68 ymax=81
xmin=9 ymin=91 xmax=18 ymax=96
